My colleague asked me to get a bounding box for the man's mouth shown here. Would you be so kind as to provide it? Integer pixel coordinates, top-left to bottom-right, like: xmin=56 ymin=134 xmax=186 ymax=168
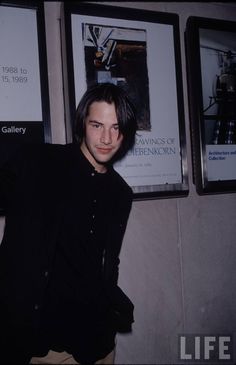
xmin=96 ymin=147 xmax=113 ymax=154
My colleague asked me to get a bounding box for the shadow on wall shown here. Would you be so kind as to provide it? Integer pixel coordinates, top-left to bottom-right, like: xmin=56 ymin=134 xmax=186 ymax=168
xmin=0 ymin=217 xmax=5 ymax=244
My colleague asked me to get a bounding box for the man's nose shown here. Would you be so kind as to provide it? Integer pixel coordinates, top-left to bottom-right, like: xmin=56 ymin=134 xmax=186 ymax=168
xmin=101 ymin=128 xmax=112 ymax=144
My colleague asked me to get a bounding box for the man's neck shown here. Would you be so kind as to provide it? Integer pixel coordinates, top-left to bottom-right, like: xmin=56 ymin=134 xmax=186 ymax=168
xmin=80 ymin=144 xmax=107 ymax=174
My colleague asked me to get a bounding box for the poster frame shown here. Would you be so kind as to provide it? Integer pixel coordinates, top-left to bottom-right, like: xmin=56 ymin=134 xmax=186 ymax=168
xmin=63 ymin=2 xmax=188 ymax=200
xmin=0 ymin=0 xmax=51 ymax=216
xmin=185 ymin=16 xmax=236 ymax=195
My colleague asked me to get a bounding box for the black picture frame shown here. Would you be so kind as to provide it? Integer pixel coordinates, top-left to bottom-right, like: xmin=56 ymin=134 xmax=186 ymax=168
xmin=62 ymin=2 xmax=188 ymax=200
xmin=185 ymin=16 xmax=236 ymax=195
xmin=0 ymin=1 xmax=51 ymax=215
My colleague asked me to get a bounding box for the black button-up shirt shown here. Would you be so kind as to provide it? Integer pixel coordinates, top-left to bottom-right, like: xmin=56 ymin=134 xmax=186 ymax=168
xmin=38 ymin=150 xmax=115 ymax=357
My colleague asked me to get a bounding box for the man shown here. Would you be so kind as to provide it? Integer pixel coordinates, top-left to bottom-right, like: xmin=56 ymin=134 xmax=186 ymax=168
xmin=0 ymin=83 xmax=137 ymax=364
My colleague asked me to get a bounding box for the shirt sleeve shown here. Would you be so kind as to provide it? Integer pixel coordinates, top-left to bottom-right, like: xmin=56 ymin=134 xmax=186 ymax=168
xmin=103 ymin=186 xmax=132 ymax=289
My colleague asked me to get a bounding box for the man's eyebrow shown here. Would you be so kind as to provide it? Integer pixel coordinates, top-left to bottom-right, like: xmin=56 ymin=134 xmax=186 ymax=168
xmin=88 ymin=120 xmax=119 ymax=126
xmin=88 ymin=120 xmax=102 ymax=124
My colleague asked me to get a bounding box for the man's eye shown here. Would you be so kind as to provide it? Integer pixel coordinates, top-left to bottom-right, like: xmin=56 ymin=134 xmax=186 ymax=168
xmin=113 ymin=125 xmax=119 ymax=131
xmin=91 ymin=123 xmax=101 ymax=128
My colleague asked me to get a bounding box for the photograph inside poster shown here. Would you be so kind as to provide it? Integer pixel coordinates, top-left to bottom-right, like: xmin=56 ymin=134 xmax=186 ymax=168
xmin=82 ymin=23 xmax=151 ymax=132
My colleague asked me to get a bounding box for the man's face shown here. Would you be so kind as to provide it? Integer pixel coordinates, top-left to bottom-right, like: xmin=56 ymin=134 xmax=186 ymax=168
xmin=80 ymin=101 xmax=123 ymax=173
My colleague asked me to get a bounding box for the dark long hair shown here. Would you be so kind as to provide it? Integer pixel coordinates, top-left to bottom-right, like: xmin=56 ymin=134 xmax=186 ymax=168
xmin=74 ymin=83 xmax=137 ymax=161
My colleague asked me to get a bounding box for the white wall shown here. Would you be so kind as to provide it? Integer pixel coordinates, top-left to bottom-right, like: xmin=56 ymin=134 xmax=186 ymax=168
xmin=1 ymin=2 xmax=236 ymax=363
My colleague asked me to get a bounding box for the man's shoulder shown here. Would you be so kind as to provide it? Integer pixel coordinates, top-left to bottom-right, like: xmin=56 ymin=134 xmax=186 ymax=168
xmin=4 ymin=142 xmax=69 ymax=158
xmin=24 ymin=142 xmax=73 ymax=161
xmin=3 ymin=143 xmax=74 ymax=174
xmin=36 ymin=142 xmax=72 ymax=155
xmin=110 ymin=167 xmax=133 ymax=199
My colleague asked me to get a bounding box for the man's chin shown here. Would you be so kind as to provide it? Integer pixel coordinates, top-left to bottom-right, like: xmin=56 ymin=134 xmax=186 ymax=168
xmin=95 ymin=150 xmax=116 ymax=163
xmin=95 ymin=156 xmax=111 ymax=165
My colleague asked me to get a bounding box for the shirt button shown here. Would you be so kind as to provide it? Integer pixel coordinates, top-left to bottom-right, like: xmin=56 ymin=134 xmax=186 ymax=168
xmin=92 ymin=215 xmax=95 ymax=219
xmin=34 ymin=304 xmax=39 ymax=310
xmin=93 ymin=199 xmax=97 ymax=203
xmin=90 ymin=229 xmax=93 ymax=234
xmin=91 ymin=172 xmax=95 ymax=177
xmin=44 ymin=271 xmax=49 ymax=277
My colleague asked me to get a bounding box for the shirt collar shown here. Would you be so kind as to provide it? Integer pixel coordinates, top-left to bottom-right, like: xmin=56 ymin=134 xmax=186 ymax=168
xmin=71 ymin=143 xmax=112 ymax=178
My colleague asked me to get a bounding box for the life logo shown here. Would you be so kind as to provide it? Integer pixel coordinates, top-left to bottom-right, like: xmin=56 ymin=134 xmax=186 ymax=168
xmin=178 ymin=334 xmax=233 ymax=363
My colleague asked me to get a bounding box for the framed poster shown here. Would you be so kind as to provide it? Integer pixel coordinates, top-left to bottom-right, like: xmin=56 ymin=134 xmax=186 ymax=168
xmin=0 ymin=1 xmax=51 ymax=215
xmin=185 ymin=16 xmax=236 ymax=195
xmin=63 ymin=2 xmax=188 ymax=200
xmin=0 ymin=1 xmax=51 ymax=144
